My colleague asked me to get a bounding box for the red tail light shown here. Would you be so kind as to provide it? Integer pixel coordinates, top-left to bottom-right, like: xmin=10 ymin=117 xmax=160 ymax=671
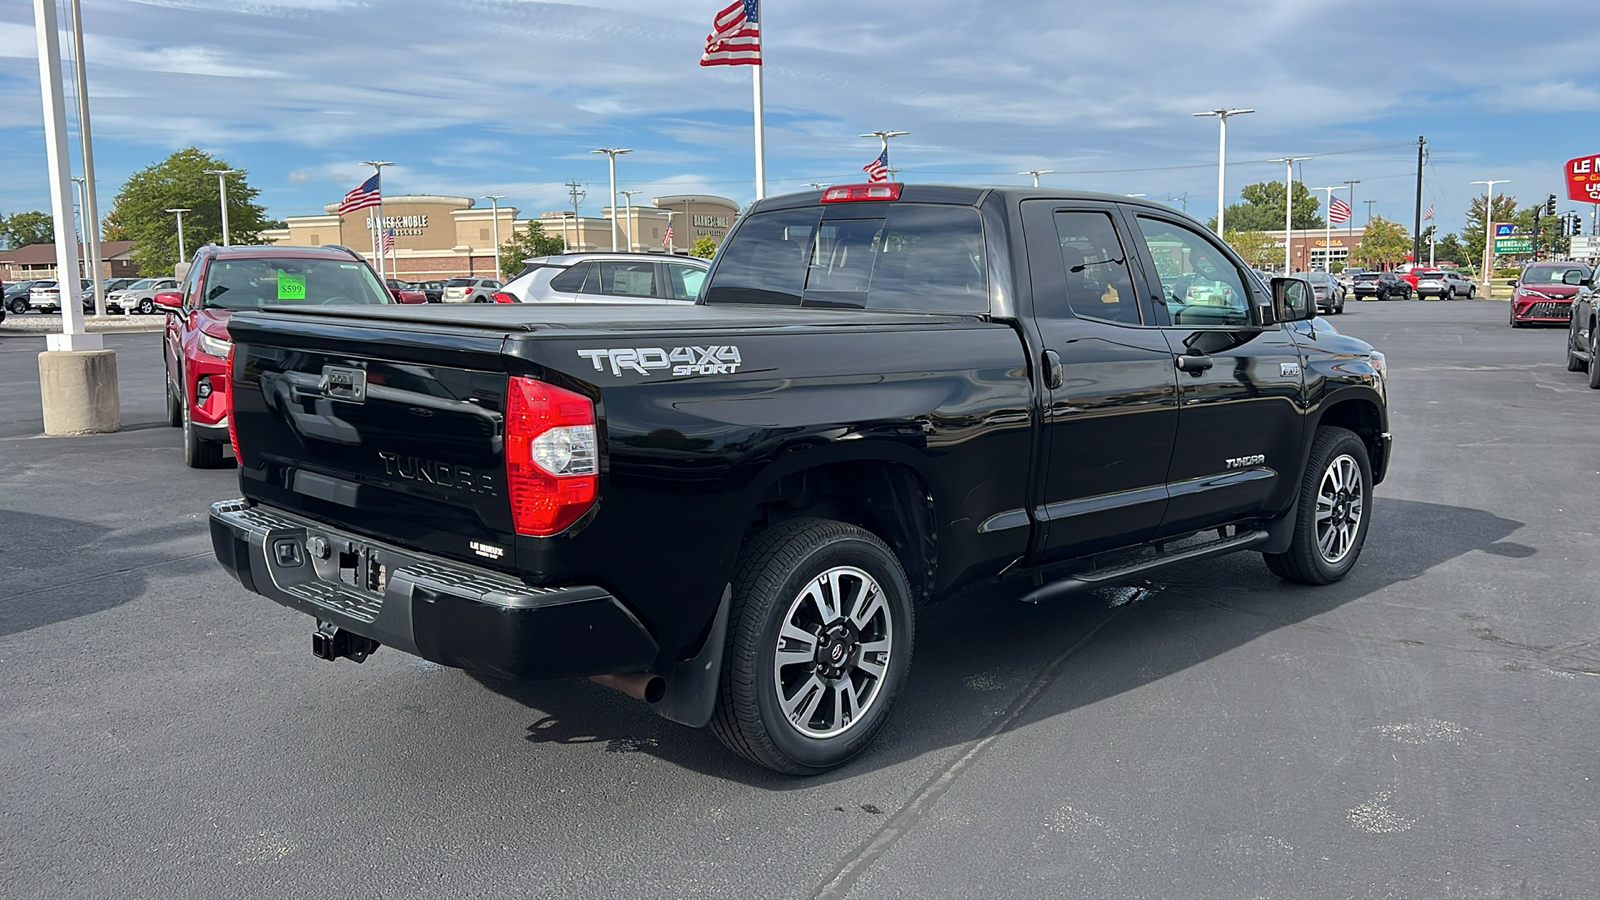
xmin=505 ymin=376 xmax=598 ymax=535
xmin=492 ymin=291 xmax=517 ymax=304
xmin=226 ymin=346 xmax=240 ymax=461
xmin=821 ymin=183 xmax=902 ymax=202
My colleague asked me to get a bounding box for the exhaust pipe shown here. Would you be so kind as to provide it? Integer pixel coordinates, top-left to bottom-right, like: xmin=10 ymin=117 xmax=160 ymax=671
xmin=591 ymin=672 xmax=666 ymax=704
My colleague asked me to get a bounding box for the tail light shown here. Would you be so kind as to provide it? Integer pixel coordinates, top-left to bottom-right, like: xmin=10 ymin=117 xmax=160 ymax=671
xmin=505 ymin=376 xmax=598 ymax=535
xmin=492 ymin=291 xmax=517 ymax=304
xmin=821 ymin=183 xmax=902 ymax=202
xmin=226 ymin=346 xmax=240 ymax=461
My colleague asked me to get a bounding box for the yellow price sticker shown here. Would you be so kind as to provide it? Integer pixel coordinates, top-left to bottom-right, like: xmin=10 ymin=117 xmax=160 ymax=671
xmin=277 ymin=271 xmax=306 ymax=300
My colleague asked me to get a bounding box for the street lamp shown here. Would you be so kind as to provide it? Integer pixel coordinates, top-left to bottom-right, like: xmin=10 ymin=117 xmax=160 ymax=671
xmin=860 ymin=130 xmax=909 ymax=179
xmin=359 ymin=160 xmax=394 ymax=278
xmin=591 ymin=148 xmax=632 ymax=251
xmin=70 ymin=175 xmax=88 ymax=279
xmin=1193 ymin=108 xmax=1254 ymax=236
xmin=1471 ymin=179 xmax=1511 ymax=292
xmin=483 ymin=194 xmax=504 ymax=279
xmin=203 ymin=168 xmax=240 ymax=246
xmin=619 ymin=190 xmax=643 ymax=251
xmin=805 ymin=182 xmax=831 ymax=190
xmin=1270 ymin=156 xmax=1312 ymax=272
xmin=1019 ymin=169 xmax=1055 ymax=187
xmin=166 ymin=208 xmax=191 ymax=263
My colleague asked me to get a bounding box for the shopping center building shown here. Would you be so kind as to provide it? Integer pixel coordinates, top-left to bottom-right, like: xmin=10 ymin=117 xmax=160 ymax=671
xmin=263 ymin=193 xmax=741 ymax=280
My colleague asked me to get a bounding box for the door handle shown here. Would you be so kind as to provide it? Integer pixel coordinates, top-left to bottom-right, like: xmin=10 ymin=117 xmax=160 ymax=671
xmin=1175 ymin=354 xmax=1213 ymax=375
xmin=1043 ymin=350 xmax=1064 ymax=390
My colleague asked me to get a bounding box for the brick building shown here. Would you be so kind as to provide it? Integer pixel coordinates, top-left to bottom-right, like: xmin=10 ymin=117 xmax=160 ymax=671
xmin=0 ymin=240 xmax=138 ymax=282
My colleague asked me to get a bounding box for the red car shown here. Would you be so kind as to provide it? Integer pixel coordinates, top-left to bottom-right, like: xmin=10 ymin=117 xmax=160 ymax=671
xmin=154 ymin=244 xmax=396 ymax=467
xmin=1509 ymin=262 xmax=1592 ymax=328
xmin=384 ymin=278 xmax=427 ymax=304
xmin=1392 ymin=264 xmax=1425 ymax=290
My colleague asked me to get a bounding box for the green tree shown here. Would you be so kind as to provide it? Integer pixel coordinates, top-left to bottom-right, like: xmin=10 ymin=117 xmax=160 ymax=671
xmin=1224 ymin=229 xmax=1276 ymax=268
xmin=103 ymin=147 xmax=272 ymax=276
xmin=1209 ymin=180 xmax=1326 ymax=232
xmin=1461 ymin=192 xmax=1519 ymax=265
xmin=0 ymin=210 xmax=54 ymax=248
xmin=1354 ymin=216 xmax=1410 ymax=267
xmin=498 ymin=220 xmax=566 ymax=279
xmin=1434 ymin=232 xmax=1469 ymax=266
xmin=690 ymin=235 xmax=717 ymax=259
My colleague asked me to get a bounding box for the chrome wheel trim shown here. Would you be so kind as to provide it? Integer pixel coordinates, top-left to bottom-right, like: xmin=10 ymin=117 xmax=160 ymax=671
xmin=1314 ymin=453 xmax=1364 ymax=565
xmin=772 ymin=565 xmax=893 ymax=739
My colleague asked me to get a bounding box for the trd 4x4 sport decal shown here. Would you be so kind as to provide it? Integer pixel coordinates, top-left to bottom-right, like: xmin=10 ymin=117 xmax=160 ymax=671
xmin=576 ymin=346 xmax=742 ymax=377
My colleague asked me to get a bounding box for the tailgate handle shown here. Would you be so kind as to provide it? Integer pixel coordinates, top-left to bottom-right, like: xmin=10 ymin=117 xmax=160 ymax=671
xmin=1043 ymin=350 xmax=1064 ymax=390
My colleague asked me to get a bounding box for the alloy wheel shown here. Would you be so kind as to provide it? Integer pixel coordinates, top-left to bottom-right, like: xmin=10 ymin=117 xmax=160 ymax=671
xmin=1315 ymin=453 xmax=1364 ymax=565
xmin=772 ymin=566 xmax=893 ymax=739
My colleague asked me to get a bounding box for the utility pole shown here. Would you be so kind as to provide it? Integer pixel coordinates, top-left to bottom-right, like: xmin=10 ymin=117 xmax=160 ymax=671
xmin=1018 ymin=169 xmax=1055 ymax=187
xmin=358 ymin=160 xmax=393 ymax=279
xmin=1193 ymin=108 xmax=1254 ymax=236
xmin=204 ymin=168 xmax=241 ymax=247
xmin=1470 ymin=179 xmax=1510 ymax=294
xmin=619 ymin=190 xmax=642 ymax=251
xmin=483 ymin=195 xmax=504 ymax=279
xmin=591 ymin=148 xmax=631 ymax=251
xmin=1412 ymin=136 xmax=1427 ymax=266
xmin=1364 ymin=199 xmax=1377 ymax=223
xmin=68 ymin=0 xmax=105 ymax=315
xmin=166 ymin=208 xmax=191 ymax=264
xmin=1270 ymin=156 xmax=1312 ymax=272
xmin=565 ymin=180 xmax=586 ymax=250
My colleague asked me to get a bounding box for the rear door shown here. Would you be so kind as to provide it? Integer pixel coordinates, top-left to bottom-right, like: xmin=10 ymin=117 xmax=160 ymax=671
xmin=1020 ymin=200 xmax=1179 ymax=560
xmin=1123 ymin=212 xmax=1306 ymax=536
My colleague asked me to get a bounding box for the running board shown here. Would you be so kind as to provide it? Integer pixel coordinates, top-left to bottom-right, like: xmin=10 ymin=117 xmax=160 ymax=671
xmin=1019 ymin=529 xmax=1270 ymax=604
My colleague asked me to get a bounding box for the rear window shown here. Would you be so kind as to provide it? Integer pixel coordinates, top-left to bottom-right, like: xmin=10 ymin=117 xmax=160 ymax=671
xmin=705 ymin=203 xmax=988 ymax=312
xmin=1421 ymin=270 xmax=1446 ymax=277
xmin=444 ymin=278 xmax=475 ymax=287
xmin=1354 ymin=273 xmax=1379 ymax=280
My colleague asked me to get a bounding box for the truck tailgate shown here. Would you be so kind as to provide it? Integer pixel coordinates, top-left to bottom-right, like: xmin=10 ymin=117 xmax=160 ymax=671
xmin=227 ymin=313 xmax=519 ymax=572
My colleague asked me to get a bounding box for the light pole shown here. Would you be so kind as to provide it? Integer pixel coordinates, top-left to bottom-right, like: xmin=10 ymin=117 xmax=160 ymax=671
xmin=1019 ymin=169 xmax=1055 ymax=187
xmin=1312 ymin=186 xmax=1342 ymax=271
xmin=166 ymin=208 xmax=191 ymax=264
xmin=70 ymin=176 xmax=88 ymax=280
xmin=1270 ymin=156 xmax=1312 ymax=272
xmin=619 ymin=190 xmax=643 ymax=251
xmin=592 ymin=148 xmax=632 ymax=251
xmin=68 ymin=0 xmax=106 ymax=315
xmin=359 ymin=160 xmax=393 ymax=278
xmin=203 ymin=168 xmax=240 ymax=246
xmin=1167 ymin=191 xmax=1189 ymax=213
xmin=483 ymin=194 xmax=504 ymax=279
xmin=1194 ymin=108 xmax=1254 ymax=236
xmin=861 ymin=130 xmax=909 ymax=179
xmin=805 ymin=182 xmax=830 ymax=190
xmin=1343 ymin=180 xmax=1360 ymax=269
xmin=1471 ymin=179 xmax=1511 ymax=293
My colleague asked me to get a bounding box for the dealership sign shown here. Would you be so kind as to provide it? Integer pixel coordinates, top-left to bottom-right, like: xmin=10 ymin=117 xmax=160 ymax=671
xmin=1567 ymin=154 xmax=1600 ymax=203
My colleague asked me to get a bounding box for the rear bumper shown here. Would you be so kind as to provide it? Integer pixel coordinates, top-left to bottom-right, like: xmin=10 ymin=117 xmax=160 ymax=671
xmin=209 ymin=499 xmax=660 ymax=680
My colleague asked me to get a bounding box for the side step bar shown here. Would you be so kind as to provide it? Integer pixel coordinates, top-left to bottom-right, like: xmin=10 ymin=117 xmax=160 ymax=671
xmin=1019 ymin=528 xmax=1270 ymax=604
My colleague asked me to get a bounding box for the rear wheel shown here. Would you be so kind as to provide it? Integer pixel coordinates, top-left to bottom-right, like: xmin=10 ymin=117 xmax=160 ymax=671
xmin=1589 ymin=329 xmax=1600 ymax=390
xmin=1262 ymin=427 xmax=1373 ymax=585
xmin=711 ymin=517 xmax=914 ymax=775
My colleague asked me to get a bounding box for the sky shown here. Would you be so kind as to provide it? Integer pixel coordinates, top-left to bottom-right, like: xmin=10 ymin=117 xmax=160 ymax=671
xmin=2 ymin=0 xmax=1599 ymax=237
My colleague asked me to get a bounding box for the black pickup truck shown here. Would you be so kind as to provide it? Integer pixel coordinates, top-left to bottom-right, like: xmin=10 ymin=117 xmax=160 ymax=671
xmin=211 ymin=184 xmax=1390 ymax=774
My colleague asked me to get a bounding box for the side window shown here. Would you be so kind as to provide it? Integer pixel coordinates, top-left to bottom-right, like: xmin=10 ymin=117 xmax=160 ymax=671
xmin=180 ymin=259 xmax=204 ymax=310
xmin=1046 ymin=211 xmax=1142 ymax=324
xmin=667 ymin=264 xmax=707 ymax=301
xmin=703 ymin=207 xmax=821 ymax=305
xmin=1133 ymin=217 xmax=1251 ymax=327
xmin=548 ymin=262 xmax=593 ymax=294
xmin=599 ymin=261 xmax=659 ymax=298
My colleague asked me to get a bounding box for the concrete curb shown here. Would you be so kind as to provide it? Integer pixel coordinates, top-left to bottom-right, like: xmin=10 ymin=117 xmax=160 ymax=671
xmin=0 ymin=314 xmax=165 ymax=335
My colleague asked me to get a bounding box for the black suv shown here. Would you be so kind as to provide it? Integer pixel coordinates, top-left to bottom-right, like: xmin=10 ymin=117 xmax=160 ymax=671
xmin=1352 ymin=270 xmax=1411 ymax=301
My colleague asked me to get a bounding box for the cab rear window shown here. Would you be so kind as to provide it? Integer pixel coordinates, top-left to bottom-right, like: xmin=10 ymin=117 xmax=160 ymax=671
xmin=705 ymin=203 xmax=988 ymax=313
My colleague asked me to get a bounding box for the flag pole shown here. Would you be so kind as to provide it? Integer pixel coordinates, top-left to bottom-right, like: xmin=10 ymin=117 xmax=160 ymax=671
xmin=752 ymin=59 xmax=766 ymax=200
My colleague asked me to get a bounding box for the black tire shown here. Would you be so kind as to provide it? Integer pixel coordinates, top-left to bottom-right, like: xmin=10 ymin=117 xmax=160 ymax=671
xmin=1589 ymin=328 xmax=1600 ymax=390
xmin=165 ymin=364 xmax=182 ymax=428
xmin=1445 ymin=287 xmax=1455 ymax=301
xmin=1262 ymin=426 xmax=1373 ymax=586
xmin=7 ymin=298 xmax=26 ymax=315
xmin=139 ymin=298 xmax=154 ymax=315
xmin=711 ymin=517 xmax=914 ymax=775
xmin=1567 ymin=328 xmax=1588 ymax=372
xmin=1468 ymin=286 xmax=1477 ymax=299
xmin=182 ymin=392 xmax=225 ymax=468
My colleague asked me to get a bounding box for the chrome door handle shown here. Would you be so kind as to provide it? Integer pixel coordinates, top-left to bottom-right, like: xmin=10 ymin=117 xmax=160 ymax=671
xmin=1175 ymin=354 xmax=1213 ymax=375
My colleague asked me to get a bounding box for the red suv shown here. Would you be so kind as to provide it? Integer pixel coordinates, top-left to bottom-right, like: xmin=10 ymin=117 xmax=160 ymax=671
xmin=154 ymin=244 xmax=395 ymax=467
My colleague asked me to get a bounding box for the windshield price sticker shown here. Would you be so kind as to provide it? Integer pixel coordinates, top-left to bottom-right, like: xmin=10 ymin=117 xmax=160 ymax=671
xmin=277 ymin=271 xmax=306 ymax=300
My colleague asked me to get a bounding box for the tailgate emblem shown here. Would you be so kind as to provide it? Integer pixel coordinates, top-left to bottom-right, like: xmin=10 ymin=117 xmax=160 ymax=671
xmin=319 ymin=365 xmax=368 ymax=402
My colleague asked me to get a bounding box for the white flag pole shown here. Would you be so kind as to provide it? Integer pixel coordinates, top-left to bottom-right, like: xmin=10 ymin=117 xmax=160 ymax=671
xmin=752 ymin=61 xmax=766 ymax=200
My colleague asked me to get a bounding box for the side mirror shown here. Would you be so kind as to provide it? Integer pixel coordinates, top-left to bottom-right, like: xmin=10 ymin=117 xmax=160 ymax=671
xmin=1563 ymin=270 xmax=1584 ymax=286
xmin=1267 ymin=276 xmax=1315 ymax=324
xmin=152 ymin=290 xmax=183 ymax=312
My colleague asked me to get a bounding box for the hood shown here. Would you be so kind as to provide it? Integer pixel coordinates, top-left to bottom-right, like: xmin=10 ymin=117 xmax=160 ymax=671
xmin=1515 ymin=283 xmax=1577 ymax=297
xmin=198 ymin=308 xmax=234 ymax=339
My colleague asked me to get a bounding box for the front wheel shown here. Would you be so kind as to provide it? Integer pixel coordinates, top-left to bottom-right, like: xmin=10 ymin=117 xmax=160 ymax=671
xmin=1589 ymin=329 xmax=1600 ymax=390
xmin=711 ymin=517 xmax=914 ymax=775
xmin=182 ymin=393 xmax=225 ymax=468
xmin=1263 ymin=426 xmax=1373 ymax=585
xmin=1468 ymin=286 xmax=1477 ymax=299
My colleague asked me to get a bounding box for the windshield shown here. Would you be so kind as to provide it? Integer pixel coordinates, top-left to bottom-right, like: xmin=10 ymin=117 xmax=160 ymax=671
xmin=1305 ymin=272 xmax=1333 ymax=284
xmin=200 ymin=257 xmax=391 ymax=309
xmin=127 ymin=278 xmax=159 ymax=290
xmin=1522 ymin=266 xmax=1589 ymax=285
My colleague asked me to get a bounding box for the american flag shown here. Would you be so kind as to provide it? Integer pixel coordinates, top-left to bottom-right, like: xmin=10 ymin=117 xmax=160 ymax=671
xmin=662 ymin=222 xmax=674 ymax=248
xmin=1423 ymin=204 xmax=1434 ymax=220
xmin=337 ymin=174 xmax=381 ymax=215
xmin=382 ymin=228 xmax=395 ymax=252
xmin=862 ymin=149 xmax=890 ymax=183
xmin=1329 ymin=197 xmax=1352 ymax=225
xmin=700 ymin=0 xmax=760 ymax=67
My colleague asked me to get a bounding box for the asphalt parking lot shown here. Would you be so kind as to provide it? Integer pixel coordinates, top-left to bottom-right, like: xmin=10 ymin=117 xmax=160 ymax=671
xmin=2 ymin=299 xmax=1596 ymax=899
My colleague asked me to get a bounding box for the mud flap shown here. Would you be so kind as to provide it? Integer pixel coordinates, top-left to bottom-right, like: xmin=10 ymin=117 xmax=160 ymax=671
xmin=651 ymin=585 xmax=731 ymax=728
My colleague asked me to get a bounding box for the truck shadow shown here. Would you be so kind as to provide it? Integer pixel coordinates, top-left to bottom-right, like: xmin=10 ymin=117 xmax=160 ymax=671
xmin=472 ymin=497 xmax=1522 ymax=787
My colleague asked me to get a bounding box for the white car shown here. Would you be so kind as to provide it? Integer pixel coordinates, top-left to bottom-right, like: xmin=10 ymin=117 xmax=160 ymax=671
xmin=107 ymin=277 xmax=179 ymax=315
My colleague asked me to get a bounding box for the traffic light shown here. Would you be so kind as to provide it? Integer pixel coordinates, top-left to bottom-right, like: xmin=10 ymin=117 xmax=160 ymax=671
xmin=1546 ymin=194 xmax=1558 ymax=216
xmin=1574 ymin=216 xmax=1583 ymax=236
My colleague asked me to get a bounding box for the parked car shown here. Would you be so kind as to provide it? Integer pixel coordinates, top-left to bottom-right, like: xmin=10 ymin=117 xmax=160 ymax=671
xmin=211 ymin=185 xmax=1390 ymax=774
xmin=27 ymin=279 xmax=92 ymax=314
xmin=107 ymin=277 xmax=179 ymax=315
xmin=1563 ymin=269 xmax=1600 ymax=384
xmin=383 ymin=278 xmax=427 ymax=304
xmin=4 ymin=280 xmax=38 ymax=314
xmin=1337 ymin=267 xmax=1368 ymax=292
xmin=1351 ymin=270 xmax=1411 ymax=300
xmin=497 ymin=252 xmax=710 ymax=304
xmin=1510 ymin=262 xmax=1591 ymax=328
xmin=417 ymin=280 xmax=445 ymax=303
xmin=155 ymin=244 xmax=395 ymax=468
xmin=440 ymin=277 xmax=501 ymax=303
xmin=1302 ymin=270 xmax=1345 ymax=314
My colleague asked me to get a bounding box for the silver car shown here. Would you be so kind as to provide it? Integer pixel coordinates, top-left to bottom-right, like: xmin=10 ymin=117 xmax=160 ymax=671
xmin=499 ymin=252 xmax=709 ymax=305
xmin=440 ymin=277 xmax=502 ymax=303
xmin=1303 ymin=270 xmax=1345 ymax=314
xmin=1415 ymin=268 xmax=1476 ymax=300
xmin=107 ymin=277 xmax=179 ymax=315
